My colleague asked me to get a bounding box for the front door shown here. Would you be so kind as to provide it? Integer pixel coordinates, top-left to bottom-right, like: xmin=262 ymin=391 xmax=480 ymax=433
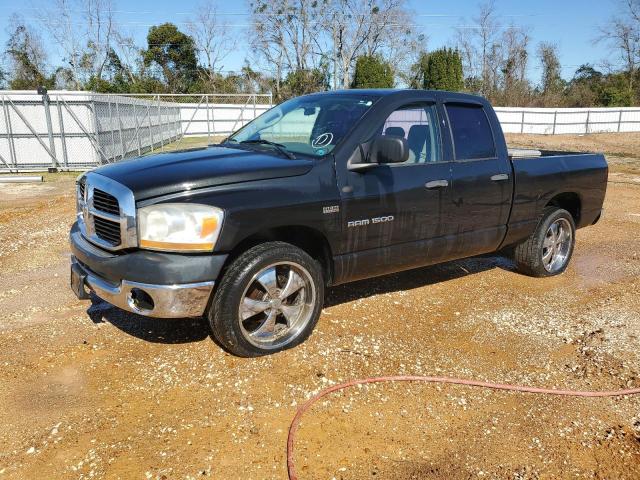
xmin=335 ymin=102 xmax=454 ymax=281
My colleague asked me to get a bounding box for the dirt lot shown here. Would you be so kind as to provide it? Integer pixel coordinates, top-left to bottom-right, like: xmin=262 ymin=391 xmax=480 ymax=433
xmin=1 ymin=134 xmax=639 ymax=479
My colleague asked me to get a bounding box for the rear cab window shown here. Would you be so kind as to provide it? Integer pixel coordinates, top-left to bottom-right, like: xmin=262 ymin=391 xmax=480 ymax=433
xmin=445 ymin=103 xmax=496 ymax=160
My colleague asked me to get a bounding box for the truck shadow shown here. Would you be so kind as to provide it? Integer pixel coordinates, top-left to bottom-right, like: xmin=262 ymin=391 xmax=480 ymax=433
xmin=325 ymin=253 xmax=514 ymax=307
xmin=86 ymin=254 xmax=514 ymax=345
xmin=86 ymin=294 xmax=210 ymax=344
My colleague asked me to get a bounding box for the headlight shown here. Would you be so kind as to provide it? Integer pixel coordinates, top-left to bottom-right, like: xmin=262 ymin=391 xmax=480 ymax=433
xmin=138 ymin=203 xmax=224 ymax=252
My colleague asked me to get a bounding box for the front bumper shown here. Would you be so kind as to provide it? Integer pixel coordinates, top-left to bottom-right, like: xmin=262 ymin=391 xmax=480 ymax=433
xmin=69 ymin=221 xmax=226 ymax=318
xmin=71 ymin=257 xmax=214 ymax=318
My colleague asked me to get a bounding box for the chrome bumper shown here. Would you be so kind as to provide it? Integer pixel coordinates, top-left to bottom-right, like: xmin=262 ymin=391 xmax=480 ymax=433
xmin=71 ymin=257 xmax=214 ymax=318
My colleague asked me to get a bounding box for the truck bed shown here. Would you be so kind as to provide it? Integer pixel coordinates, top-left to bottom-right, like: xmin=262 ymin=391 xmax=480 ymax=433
xmin=501 ymin=149 xmax=608 ymax=247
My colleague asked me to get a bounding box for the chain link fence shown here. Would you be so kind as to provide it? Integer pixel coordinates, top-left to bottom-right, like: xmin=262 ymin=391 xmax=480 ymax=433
xmin=0 ymin=91 xmax=272 ymax=172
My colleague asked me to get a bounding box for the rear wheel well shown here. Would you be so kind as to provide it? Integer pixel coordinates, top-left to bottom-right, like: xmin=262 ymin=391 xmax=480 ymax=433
xmin=224 ymin=227 xmax=333 ymax=285
xmin=546 ymin=192 xmax=581 ymax=225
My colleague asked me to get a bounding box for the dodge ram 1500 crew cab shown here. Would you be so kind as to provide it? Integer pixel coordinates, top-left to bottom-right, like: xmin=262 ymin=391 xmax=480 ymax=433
xmin=70 ymin=89 xmax=608 ymax=357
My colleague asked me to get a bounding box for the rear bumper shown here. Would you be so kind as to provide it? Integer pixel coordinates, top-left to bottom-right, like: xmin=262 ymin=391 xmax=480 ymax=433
xmin=71 ymin=257 xmax=214 ymax=318
xmin=69 ymin=221 xmax=226 ymax=318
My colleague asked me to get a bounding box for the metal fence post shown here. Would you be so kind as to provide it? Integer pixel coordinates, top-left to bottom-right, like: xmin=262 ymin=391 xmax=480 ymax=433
xmin=55 ymin=98 xmax=69 ymax=169
xmin=115 ymin=98 xmax=126 ymax=158
xmin=520 ymin=110 xmax=525 ymax=134
xmin=108 ymin=100 xmax=117 ymax=161
xmin=157 ymin=95 xmax=165 ymax=152
xmin=253 ymin=93 xmax=257 ymax=120
xmin=147 ymin=104 xmax=155 ymax=152
xmin=618 ymin=110 xmax=623 ymax=133
xmin=41 ymin=90 xmax=58 ymax=169
xmin=211 ymin=96 xmax=216 ymax=138
xmin=88 ymin=95 xmax=103 ymax=166
xmin=552 ymin=110 xmax=557 ymax=134
xmin=2 ymin=95 xmax=18 ymax=170
xmin=206 ymin=95 xmax=211 ymax=144
xmin=585 ymin=110 xmax=591 ymax=135
xmin=133 ymin=104 xmax=141 ymax=156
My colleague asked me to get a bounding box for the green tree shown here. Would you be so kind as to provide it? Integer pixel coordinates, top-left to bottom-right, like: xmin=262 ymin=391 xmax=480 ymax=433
xmin=423 ymin=48 xmax=464 ymax=91
xmin=600 ymin=72 xmax=634 ymax=106
xmin=351 ymin=55 xmax=394 ymax=89
xmin=143 ymin=23 xmax=198 ymax=93
xmin=280 ymin=68 xmax=329 ymax=100
xmin=408 ymin=51 xmax=429 ymax=89
xmin=86 ymin=49 xmax=133 ymax=93
xmin=565 ymin=65 xmax=604 ymax=107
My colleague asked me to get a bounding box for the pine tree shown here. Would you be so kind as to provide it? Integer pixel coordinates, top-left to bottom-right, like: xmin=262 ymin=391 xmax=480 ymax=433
xmin=351 ymin=55 xmax=394 ymax=89
xmin=424 ymin=48 xmax=464 ymax=91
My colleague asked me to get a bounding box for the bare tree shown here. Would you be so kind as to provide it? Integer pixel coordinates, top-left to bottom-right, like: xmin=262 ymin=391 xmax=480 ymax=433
xmin=248 ymin=0 xmax=418 ymax=92
xmin=597 ymin=1 xmax=640 ymax=98
xmin=323 ymin=0 xmax=416 ymax=89
xmin=187 ymin=1 xmax=237 ymax=83
xmin=36 ymin=0 xmax=117 ymax=88
xmin=537 ymin=42 xmax=565 ymax=106
xmin=249 ymin=0 xmax=323 ymax=98
xmin=456 ymin=0 xmax=501 ymax=97
xmin=4 ymin=14 xmax=52 ymax=89
xmin=500 ymin=25 xmax=530 ymax=105
xmin=82 ymin=0 xmax=117 ymax=83
xmin=36 ymin=0 xmax=84 ymax=88
xmin=112 ymin=31 xmax=143 ymax=85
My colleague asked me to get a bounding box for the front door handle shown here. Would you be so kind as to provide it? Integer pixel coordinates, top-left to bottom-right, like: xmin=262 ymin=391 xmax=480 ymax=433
xmin=425 ymin=179 xmax=449 ymax=189
xmin=490 ymin=174 xmax=509 ymax=182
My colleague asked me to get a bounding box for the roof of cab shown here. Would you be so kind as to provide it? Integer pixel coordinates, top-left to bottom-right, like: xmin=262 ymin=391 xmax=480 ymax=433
xmin=301 ymin=88 xmax=488 ymax=103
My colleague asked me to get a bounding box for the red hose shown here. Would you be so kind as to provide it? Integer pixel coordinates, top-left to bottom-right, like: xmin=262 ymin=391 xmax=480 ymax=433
xmin=287 ymin=375 xmax=640 ymax=480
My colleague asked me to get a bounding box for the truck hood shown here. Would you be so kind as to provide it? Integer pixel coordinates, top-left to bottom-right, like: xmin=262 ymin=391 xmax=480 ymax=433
xmin=94 ymin=146 xmax=314 ymax=200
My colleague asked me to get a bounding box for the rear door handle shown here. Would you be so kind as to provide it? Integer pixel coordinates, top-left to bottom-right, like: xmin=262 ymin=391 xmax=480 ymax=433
xmin=490 ymin=174 xmax=509 ymax=182
xmin=425 ymin=179 xmax=449 ymax=189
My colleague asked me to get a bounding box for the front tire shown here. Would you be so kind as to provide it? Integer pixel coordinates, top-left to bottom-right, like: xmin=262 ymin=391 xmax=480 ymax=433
xmin=209 ymin=242 xmax=324 ymax=357
xmin=513 ymin=207 xmax=576 ymax=277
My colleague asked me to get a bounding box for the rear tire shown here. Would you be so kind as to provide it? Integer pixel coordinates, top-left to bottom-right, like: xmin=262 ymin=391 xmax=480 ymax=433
xmin=513 ymin=207 xmax=576 ymax=277
xmin=209 ymin=241 xmax=324 ymax=357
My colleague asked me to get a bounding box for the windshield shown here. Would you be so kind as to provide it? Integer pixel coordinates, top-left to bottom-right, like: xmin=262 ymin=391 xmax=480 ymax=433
xmin=227 ymin=94 xmax=378 ymax=157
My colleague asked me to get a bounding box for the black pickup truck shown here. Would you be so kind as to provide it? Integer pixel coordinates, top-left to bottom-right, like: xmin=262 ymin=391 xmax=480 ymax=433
xmin=70 ymin=89 xmax=608 ymax=356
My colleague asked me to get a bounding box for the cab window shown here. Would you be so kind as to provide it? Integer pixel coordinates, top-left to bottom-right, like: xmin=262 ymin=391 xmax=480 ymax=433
xmin=445 ymin=103 xmax=496 ymax=160
xmin=379 ymin=104 xmax=442 ymax=164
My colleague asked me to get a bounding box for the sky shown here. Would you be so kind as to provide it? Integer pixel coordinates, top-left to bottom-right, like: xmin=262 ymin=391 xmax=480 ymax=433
xmin=0 ymin=0 xmax=624 ymax=85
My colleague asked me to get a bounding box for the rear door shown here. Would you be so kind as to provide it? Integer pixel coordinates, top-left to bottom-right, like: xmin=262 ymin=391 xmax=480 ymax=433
xmin=444 ymin=102 xmax=513 ymax=255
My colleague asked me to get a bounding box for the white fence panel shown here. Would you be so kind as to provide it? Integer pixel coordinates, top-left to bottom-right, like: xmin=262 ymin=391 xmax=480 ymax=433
xmin=179 ymin=102 xmax=271 ymax=137
xmin=5 ymin=89 xmax=640 ymax=172
xmin=494 ymin=106 xmax=640 ymax=134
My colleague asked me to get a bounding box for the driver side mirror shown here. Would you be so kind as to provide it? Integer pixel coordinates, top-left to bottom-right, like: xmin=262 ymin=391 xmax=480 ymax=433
xmin=348 ymin=135 xmax=409 ymax=172
xmin=370 ymin=135 xmax=409 ymax=164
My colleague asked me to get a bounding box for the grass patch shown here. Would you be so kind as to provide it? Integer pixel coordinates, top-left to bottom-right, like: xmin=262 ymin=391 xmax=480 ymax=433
xmin=155 ymin=136 xmax=225 ymax=153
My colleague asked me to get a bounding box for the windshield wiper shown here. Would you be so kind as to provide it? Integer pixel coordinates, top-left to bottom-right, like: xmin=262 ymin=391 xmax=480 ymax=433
xmin=239 ymin=139 xmax=296 ymax=159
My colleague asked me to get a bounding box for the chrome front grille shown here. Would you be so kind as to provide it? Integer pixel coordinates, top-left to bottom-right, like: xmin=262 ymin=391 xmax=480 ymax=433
xmin=77 ymin=173 xmax=137 ymax=251
xmin=93 ymin=189 xmax=120 ymax=216
xmin=93 ymin=216 xmax=122 ymax=246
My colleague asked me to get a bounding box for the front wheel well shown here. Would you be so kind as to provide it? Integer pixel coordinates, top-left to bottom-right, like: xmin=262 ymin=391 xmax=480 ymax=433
xmin=224 ymin=226 xmax=334 ymax=285
xmin=546 ymin=192 xmax=581 ymax=225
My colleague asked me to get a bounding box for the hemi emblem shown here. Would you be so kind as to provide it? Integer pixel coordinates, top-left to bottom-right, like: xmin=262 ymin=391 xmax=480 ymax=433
xmin=323 ymin=205 xmax=340 ymax=214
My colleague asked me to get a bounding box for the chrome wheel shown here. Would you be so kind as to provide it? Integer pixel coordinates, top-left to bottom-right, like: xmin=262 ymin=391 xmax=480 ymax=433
xmin=542 ymin=218 xmax=573 ymax=273
xmin=238 ymin=262 xmax=316 ymax=349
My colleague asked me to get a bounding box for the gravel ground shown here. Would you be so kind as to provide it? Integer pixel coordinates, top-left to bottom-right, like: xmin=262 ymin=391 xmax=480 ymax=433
xmin=0 ymin=135 xmax=639 ymax=479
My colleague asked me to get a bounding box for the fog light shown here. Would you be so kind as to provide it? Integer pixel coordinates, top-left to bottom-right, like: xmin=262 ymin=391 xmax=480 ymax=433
xmin=128 ymin=288 xmax=155 ymax=313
